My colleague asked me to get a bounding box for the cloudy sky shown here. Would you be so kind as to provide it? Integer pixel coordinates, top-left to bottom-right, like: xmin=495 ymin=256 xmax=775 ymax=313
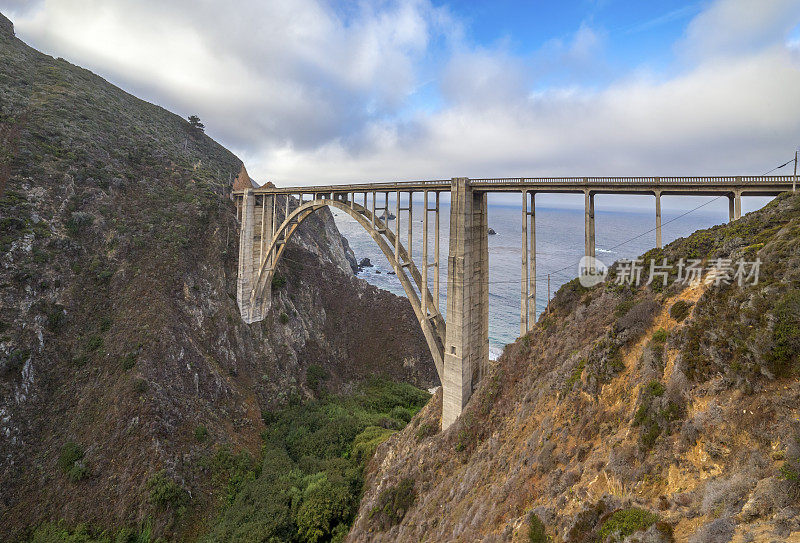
xmin=3 ymin=0 xmax=800 ymax=188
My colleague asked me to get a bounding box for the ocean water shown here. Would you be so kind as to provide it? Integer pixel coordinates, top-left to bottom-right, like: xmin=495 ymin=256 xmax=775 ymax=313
xmin=331 ymin=194 xmax=773 ymax=359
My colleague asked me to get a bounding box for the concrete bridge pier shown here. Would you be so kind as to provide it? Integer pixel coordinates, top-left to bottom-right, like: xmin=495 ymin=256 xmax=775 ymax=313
xmin=442 ymin=178 xmax=489 ymax=430
xmin=521 ymin=191 xmax=536 ymax=334
xmin=728 ymin=194 xmax=735 ymax=222
xmin=237 ymin=189 xmax=255 ymax=319
xmin=433 ymin=192 xmax=441 ymax=309
xmin=237 ymin=190 xmax=275 ymax=323
xmin=584 ymin=190 xmax=596 ymax=261
xmin=655 ymin=190 xmax=662 ymax=249
xmin=728 ymin=190 xmax=742 ymax=221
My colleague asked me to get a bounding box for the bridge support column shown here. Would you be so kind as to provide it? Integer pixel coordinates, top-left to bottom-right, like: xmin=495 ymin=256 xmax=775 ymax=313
xmin=521 ymin=191 xmax=536 ymax=334
xmin=529 ymin=193 xmax=536 ymax=327
xmin=734 ymin=190 xmax=742 ymax=220
xmin=728 ymin=194 xmax=735 ymax=222
xmin=237 ymin=190 xmax=272 ymax=323
xmin=395 ymin=190 xmax=401 ymax=261
xmin=521 ymin=190 xmax=528 ymax=335
xmin=434 ymin=191 xmax=441 ymax=311
xmin=584 ymin=191 xmax=595 ymax=261
xmin=442 ymin=178 xmax=489 ymax=430
xmin=655 ymin=190 xmax=662 ymax=249
xmin=422 ymin=191 xmax=429 ymax=319
xmin=407 ymin=191 xmax=413 ymax=259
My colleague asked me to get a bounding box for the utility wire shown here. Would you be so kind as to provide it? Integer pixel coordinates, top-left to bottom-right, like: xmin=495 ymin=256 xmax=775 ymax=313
xmin=763 ymin=158 xmax=795 ymax=175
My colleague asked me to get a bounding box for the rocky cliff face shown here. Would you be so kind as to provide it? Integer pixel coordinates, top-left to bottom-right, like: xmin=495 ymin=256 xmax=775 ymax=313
xmin=0 ymin=13 xmax=435 ymax=539
xmin=349 ymin=192 xmax=800 ymax=542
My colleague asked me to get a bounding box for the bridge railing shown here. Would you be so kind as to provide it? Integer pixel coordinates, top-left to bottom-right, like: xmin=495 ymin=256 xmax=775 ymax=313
xmin=470 ymin=175 xmax=796 ymax=184
xmin=246 ymin=175 xmax=796 ymax=193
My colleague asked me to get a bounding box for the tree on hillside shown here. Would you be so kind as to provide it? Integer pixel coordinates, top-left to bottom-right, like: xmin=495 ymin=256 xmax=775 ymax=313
xmin=187 ymin=115 xmax=204 ymax=132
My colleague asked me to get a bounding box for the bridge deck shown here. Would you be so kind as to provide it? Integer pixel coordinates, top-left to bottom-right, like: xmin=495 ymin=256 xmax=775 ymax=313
xmin=241 ymin=175 xmax=796 ymax=197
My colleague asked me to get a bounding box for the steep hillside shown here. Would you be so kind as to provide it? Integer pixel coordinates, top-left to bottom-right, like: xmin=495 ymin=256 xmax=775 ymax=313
xmin=0 ymin=13 xmax=435 ymax=540
xmin=350 ymin=191 xmax=800 ymax=542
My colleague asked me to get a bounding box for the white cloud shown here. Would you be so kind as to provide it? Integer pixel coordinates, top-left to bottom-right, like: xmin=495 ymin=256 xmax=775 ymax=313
xmin=2 ymin=0 xmax=800 ymax=189
xmin=6 ymin=0 xmax=454 ymax=152
xmin=680 ymin=0 xmax=800 ymax=58
xmin=256 ymin=44 xmax=800 ymax=183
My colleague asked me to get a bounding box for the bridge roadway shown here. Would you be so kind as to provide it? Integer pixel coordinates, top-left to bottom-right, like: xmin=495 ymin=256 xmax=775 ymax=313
xmin=249 ymin=175 xmax=794 ymax=196
xmin=235 ymin=173 xmax=796 ymax=429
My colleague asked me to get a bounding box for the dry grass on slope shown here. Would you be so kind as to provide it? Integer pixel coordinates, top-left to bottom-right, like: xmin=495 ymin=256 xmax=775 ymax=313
xmin=350 ymin=191 xmax=800 ymax=543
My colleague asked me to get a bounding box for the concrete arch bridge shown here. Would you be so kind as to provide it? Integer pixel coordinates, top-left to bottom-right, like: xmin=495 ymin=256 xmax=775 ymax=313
xmin=234 ymin=169 xmax=795 ymax=429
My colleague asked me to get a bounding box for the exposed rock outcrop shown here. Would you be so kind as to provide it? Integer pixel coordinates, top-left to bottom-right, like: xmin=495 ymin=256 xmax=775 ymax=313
xmin=0 ymin=12 xmax=13 ymax=39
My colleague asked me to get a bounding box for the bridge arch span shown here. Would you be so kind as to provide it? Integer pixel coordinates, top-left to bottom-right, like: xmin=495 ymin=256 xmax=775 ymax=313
xmin=248 ymin=197 xmax=445 ymax=379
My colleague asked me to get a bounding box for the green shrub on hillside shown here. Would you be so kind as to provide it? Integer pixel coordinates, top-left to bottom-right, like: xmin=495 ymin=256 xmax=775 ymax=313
xmin=45 ymin=304 xmax=65 ymax=332
xmin=644 ymin=380 xmax=665 ymax=397
xmin=563 ymin=359 xmax=586 ymax=393
xmin=200 ymin=446 xmax=258 ymax=506
xmin=597 ymin=508 xmax=659 ymax=542
xmin=651 ymin=328 xmax=667 ymax=343
xmin=633 ymin=380 xmax=680 ymax=451
xmin=121 ymin=352 xmax=137 ymax=371
xmin=368 ymin=477 xmax=416 ymax=531
xmin=65 ymin=211 xmax=94 ymax=237
xmin=528 ymin=513 xmax=550 ymax=542
xmin=351 ymin=426 xmax=395 ymax=464
xmin=646 ymin=329 xmax=668 ymax=368
xmin=194 ymin=425 xmax=208 ymax=442
xmin=415 ymin=421 xmax=438 ymax=442
xmin=58 ymin=441 xmax=89 ymax=482
xmin=669 ymin=300 xmax=691 ymax=322
xmin=613 ymin=299 xmax=636 ymax=318
xmin=133 ymin=379 xmax=148 ymax=395
xmin=306 ymin=364 xmax=329 ymax=393
xmin=85 ymin=334 xmax=103 ymax=352
xmin=271 ymin=273 xmax=287 ymax=289
xmin=26 ymin=521 xmax=153 ymax=543
xmin=767 ymin=290 xmax=800 ymax=377
xmin=389 ymin=405 xmax=413 ymax=424
xmin=147 ymin=471 xmax=189 ymax=514
xmin=549 ymin=278 xmax=590 ymax=316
